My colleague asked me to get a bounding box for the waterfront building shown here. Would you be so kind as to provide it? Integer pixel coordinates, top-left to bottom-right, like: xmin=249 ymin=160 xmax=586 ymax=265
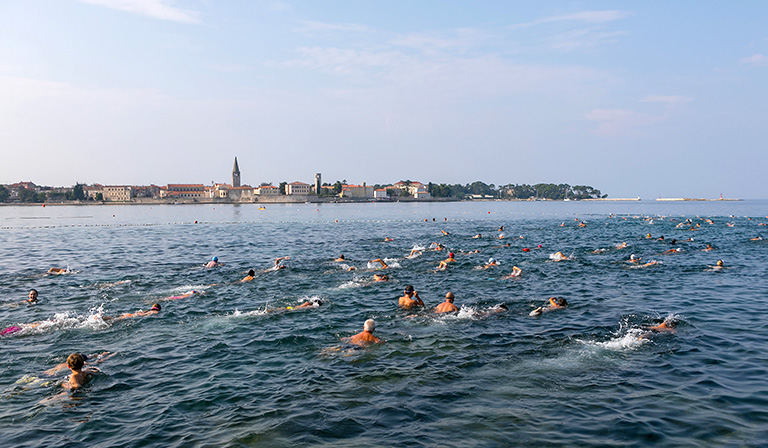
xmin=314 ymin=173 xmax=321 ymax=194
xmin=374 ymin=188 xmax=389 ymax=199
xmin=340 ymin=183 xmax=374 ymax=198
xmin=255 ymin=185 xmax=279 ymax=196
xmin=102 ymin=185 xmax=133 ymax=202
xmin=285 ymin=181 xmax=311 ymax=195
xmin=161 ymin=184 xmax=206 ymax=199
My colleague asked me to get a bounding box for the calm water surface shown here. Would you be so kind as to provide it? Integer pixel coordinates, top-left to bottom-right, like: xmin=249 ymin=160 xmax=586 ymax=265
xmin=1 ymin=201 xmax=767 ymax=447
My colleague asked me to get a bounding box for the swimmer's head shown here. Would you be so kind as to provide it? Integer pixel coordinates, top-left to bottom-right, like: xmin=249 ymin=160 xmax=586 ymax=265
xmin=67 ymin=353 xmax=85 ymax=371
xmin=247 ymin=269 xmax=255 ymax=276
xmin=309 ymin=298 xmax=322 ymax=307
xmin=488 ymin=258 xmax=496 ymax=264
xmin=212 ymin=256 xmax=218 ymax=262
xmin=630 ymin=254 xmax=638 ymax=261
xmin=449 ymin=252 xmax=455 ymax=258
xmin=151 ymin=303 xmax=161 ymax=311
xmin=445 ymin=292 xmax=455 ymax=302
xmin=557 ymin=298 xmax=568 ymax=307
xmin=404 ymin=285 xmax=414 ymax=295
xmin=364 ymin=319 xmax=375 ymax=332
xmin=716 ymin=260 xmax=724 ymax=266
xmin=338 ymin=254 xmax=345 ymax=260
xmin=28 ymin=289 xmax=38 ymax=302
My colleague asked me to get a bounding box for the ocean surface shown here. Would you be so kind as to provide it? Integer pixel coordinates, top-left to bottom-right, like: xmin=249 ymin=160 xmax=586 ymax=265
xmin=1 ymin=200 xmax=767 ymax=447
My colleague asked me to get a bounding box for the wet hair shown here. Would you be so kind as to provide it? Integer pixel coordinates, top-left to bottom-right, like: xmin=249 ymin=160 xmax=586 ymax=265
xmin=556 ymin=298 xmax=568 ymax=307
xmin=151 ymin=303 xmax=161 ymax=311
xmin=67 ymin=353 xmax=85 ymax=371
xmin=247 ymin=269 xmax=255 ymax=276
xmin=29 ymin=289 xmax=38 ymax=295
xmin=404 ymin=285 xmax=414 ymax=293
xmin=338 ymin=254 xmax=345 ymax=260
xmin=364 ymin=319 xmax=375 ymax=332
xmin=496 ymin=304 xmax=508 ymax=310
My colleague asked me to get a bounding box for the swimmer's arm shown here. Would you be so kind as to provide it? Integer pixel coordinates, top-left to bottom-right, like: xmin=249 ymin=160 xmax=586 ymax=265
xmin=413 ymin=292 xmax=424 ymax=306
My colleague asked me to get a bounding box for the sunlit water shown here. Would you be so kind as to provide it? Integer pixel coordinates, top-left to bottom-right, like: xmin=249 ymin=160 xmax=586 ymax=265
xmin=1 ymin=201 xmax=767 ymax=447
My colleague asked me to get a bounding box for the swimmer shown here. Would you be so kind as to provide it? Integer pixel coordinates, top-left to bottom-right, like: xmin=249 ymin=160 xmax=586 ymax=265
xmin=750 ymin=236 xmax=763 ymax=241
xmin=26 ymin=289 xmax=39 ymax=304
xmin=645 ymin=233 xmax=652 ymax=239
xmin=616 ymin=242 xmax=628 ymax=249
xmin=627 ymin=254 xmax=641 ymax=263
xmin=334 ymin=255 xmax=346 ymax=262
xmin=241 ymin=269 xmax=256 ymax=283
xmin=167 ymin=290 xmax=197 ymax=300
xmin=205 ymin=256 xmax=220 ymax=268
xmin=639 ymin=318 xmax=678 ymax=339
xmin=399 ymin=285 xmax=424 ymax=308
xmin=47 ymin=268 xmax=67 ymax=275
xmin=344 ymin=319 xmax=381 ymax=346
xmin=440 ymin=230 xmax=449 ymax=236
xmin=704 ymin=244 xmax=715 ymax=251
xmin=578 ymin=222 xmax=587 ymax=228
xmin=502 ymin=266 xmax=522 ymax=278
xmin=477 ymin=303 xmax=509 ymax=317
xmin=102 ymin=303 xmax=161 ymax=321
xmin=551 ymin=251 xmax=568 ymax=261
xmin=472 ymin=234 xmax=482 ymax=239
xmin=529 ymin=297 xmax=567 ymax=316
xmin=373 ymin=273 xmax=389 ymax=282
xmin=483 ymin=258 xmax=498 ymax=269
xmin=274 ymin=256 xmax=290 ymax=269
xmin=370 ymin=258 xmax=388 ymax=269
xmin=662 ymin=248 xmax=682 ymax=255
xmin=435 ymin=292 xmax=459 ymax=313
xmin=384 ymin=237 xmax=394 ymax=242
xmin=406 ymin=248 xmax=422 ymax=259
xmin=428 ymin=242 xmax=446 ymax=251
xmin=62 ymin=353 xmax=99 ymax=390
xmin=43 ymin=352 xmax=114 ymax=377
xmin=498 ymin=226 xmax=504 ymax=231
xmin=291 ymin=298 xmax=323 ymax=309
xmin=709 ymin=260 xmax=725 ymax=270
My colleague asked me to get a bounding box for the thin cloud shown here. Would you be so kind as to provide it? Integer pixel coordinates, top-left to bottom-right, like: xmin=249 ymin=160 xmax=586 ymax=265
xmin=641 ymin=95 xmax=693 ymax=105
xmin=509 ymin=10 xmax=631 ymax=29
xmin=740 ymin=53 xmax=767 ymax=66
xmin=585 ymin=108 xmax=660 ymax=137
xmin=295 ymin=20 xmax=370 ymax=34
xmin=76 ymin=0 xmax=201 ymax=24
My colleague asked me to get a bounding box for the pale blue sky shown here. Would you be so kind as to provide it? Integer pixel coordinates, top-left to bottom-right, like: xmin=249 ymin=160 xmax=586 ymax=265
xmin=1 ymin=1 xmax=766 ymax=199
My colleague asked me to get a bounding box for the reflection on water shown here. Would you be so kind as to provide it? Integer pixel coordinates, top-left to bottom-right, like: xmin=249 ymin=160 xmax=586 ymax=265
xmin=1 ymin=201 xmax=767 ymax=447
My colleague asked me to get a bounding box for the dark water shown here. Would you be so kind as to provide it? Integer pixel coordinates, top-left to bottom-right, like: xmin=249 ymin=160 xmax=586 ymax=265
xmin=1 ymin=201 xmax=767 ymax=447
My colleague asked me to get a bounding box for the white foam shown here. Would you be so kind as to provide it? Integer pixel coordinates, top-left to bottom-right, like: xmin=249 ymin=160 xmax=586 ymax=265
xmin=592 ymin=329 xmax=649 ymax=350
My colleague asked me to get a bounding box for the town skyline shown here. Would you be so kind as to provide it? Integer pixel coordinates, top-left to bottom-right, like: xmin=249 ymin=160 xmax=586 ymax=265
xmin=1 ymin=2 xmax=766 ymax=199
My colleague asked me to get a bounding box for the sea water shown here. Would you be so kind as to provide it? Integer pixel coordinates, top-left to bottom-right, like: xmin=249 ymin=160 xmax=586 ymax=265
xmin=1 ymin=201 xmax=767 ymax=447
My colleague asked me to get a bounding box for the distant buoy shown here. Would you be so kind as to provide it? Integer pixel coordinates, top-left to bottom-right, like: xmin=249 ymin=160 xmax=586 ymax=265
xmin=112 ymin=215 xmax=115 ymax=217
xmin=195 ymin=220 xmax=198 ymax=224
xmin=42 ymin=204 xmax=45 ymax=207
xmin=523 ymin=248 xmax=530 ymax=252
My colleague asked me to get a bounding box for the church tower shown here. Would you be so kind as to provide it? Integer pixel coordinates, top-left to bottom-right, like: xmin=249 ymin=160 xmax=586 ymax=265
xmin=232 ymin=157 xmax=241 ymax=187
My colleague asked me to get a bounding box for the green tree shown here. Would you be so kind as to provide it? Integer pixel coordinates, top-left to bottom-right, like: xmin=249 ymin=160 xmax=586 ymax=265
xmin=278 ymin=181 xmax=287 ymax=195
xmin=18 ymin=188 xmax=43 ymax=203
xmin=95 ymin=192 xmax=103 ymax=201
xmin=0 ymin=185 xmax=9 ymax=202
xmin=73 ymin=183 xmax=85 ymax=200
xmin=332 ymin=181 xmax=342 ymax=195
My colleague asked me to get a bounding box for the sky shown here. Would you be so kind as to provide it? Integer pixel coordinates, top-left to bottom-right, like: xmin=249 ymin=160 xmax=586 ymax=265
xmin=1 ymin=1 xmax=766 ymax=199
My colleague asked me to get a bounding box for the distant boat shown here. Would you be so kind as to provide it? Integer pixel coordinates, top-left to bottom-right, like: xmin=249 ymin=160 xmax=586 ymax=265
xmin=258 ymin=206 xmax=266 ymax=210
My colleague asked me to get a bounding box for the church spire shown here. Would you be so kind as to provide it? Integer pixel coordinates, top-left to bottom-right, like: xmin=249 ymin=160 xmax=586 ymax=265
xmin=232 ymin=157 xmax=241 ymax=187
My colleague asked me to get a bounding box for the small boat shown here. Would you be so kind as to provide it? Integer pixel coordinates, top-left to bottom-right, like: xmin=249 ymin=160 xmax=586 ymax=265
xmin=258 ymin=206 xmax=266 ymax=210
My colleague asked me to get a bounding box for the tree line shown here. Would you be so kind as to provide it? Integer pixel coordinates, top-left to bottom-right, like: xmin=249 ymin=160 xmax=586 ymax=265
xmin=426 ymin=182 xmax=605 ymax=200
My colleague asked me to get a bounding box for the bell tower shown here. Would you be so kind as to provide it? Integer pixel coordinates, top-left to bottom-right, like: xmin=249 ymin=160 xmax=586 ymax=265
xmin=232 ymin=157 xmax=241 ymax=187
